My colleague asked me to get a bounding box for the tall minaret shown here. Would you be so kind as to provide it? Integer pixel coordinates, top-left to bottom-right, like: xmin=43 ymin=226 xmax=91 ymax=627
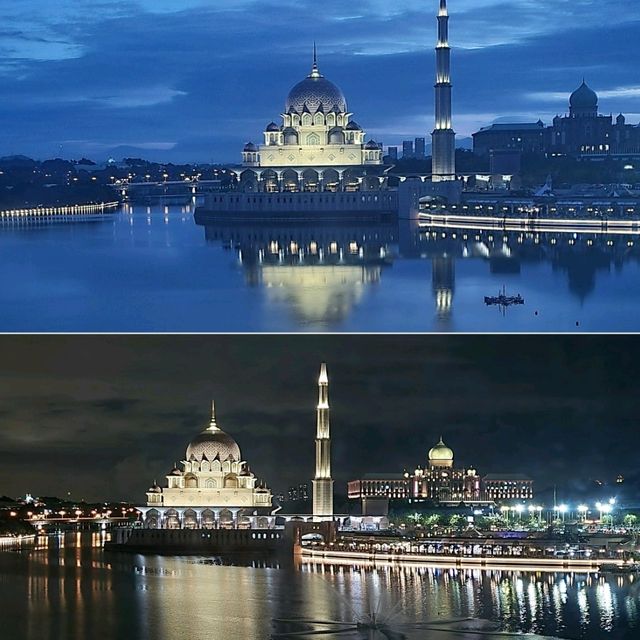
xmin=431 ymin=0 xmax=456 ymax=182
xmin=312 ymin=362 xmax=333 ymax=517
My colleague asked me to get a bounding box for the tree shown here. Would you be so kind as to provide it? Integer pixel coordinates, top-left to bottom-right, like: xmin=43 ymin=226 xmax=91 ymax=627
xmin=623 ymin=514 xmax=638 ymax=528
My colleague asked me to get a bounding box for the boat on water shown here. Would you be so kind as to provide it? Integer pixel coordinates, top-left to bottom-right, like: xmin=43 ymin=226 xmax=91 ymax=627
xmin=484 ymin=286 xmax=525 ymax=308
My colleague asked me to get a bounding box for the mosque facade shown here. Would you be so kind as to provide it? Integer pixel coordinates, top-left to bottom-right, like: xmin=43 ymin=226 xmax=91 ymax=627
xmin=239 ymin=48 xmax=386 ymax=194
xmin=138 ymin=402 xmax=274 ymax=529
xmin=473 ymin=81 xmax=640 ymax=160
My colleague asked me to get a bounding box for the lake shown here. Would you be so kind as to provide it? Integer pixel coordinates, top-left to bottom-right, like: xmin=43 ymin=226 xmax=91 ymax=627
xmin=1 ymin=533 xmax=639 ymax=640
xmin=1 ymin=203 xmax=639 ymax=332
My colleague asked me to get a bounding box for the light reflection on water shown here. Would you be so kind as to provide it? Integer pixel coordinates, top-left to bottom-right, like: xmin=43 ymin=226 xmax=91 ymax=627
xmin=1 ymin=534 xmax=639 ymax=640
xmin=1 ymin=204 xmax=640 ymax=331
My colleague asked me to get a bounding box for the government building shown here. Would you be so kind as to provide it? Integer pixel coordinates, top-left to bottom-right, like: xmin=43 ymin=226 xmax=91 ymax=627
xmin=473 ymin=81 xmax=640 ymax=162
xmin=348 ymin=436 xmax=533 ymax=515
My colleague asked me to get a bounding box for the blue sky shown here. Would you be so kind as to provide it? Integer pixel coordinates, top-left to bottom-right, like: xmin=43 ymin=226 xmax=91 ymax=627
xmin=1 ymin=0 xmax=639 ymax=162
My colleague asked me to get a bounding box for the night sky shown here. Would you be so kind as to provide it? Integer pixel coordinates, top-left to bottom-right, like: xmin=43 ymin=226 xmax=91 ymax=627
xmin=1 ymin=335 xmax=638 ymax=503
xmin=1 ymin=0 xmax=639 ymax=161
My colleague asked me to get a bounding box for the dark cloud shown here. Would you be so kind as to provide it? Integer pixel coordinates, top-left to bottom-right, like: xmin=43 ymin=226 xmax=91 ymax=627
xmin=0 ymin=335 xmax=639 ymax=502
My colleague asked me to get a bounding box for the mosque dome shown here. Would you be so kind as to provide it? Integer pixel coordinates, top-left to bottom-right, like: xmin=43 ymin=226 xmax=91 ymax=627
xmin=286 ymin=53 xmax=347 ymax=115
xmin=570 ymin=81 xmax=598 ymax=110
xmin=364 ymin=140 xmax=380 ymax=150
xmin=428 ymin=437 xmax=454 ymax=463
xmin=185 ymin=402 xmax=241 ymax=462
xmin=266 ymin=122 xmax=280 ymax=132
xmin=243 ymin=142 xmax=258 ymax=152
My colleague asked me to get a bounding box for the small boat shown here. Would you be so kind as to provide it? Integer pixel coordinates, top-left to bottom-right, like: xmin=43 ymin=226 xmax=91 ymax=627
xmin=484 ymin=286 xmax=525 ymax=307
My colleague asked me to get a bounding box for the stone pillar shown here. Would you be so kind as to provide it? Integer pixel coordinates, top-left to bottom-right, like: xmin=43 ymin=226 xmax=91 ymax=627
xmin=318 ymin=170 xmax=324 ymax=192
xmin=337 ymin=169 xmax=345 ymax=191
xmin=276 ymin=170 xmax=284 ymax=193
xmin=231 ymin=509 xmax=240 ymax=529
xmin=296 ymin=170 xmax=304 ymax=192
xmin=213 ymin=509 xmax=220 ymax=529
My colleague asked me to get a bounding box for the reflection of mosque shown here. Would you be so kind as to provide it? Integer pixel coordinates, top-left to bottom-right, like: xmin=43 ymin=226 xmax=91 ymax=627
xmin=198 ymin=219 xmax=397 ymax=327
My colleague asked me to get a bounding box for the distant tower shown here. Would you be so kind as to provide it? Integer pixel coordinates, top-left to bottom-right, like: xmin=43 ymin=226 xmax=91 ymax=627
xmin=432 ymin=0 xmax=456 ymax=182
xmin=312 ymin=363 xmax=333 ymax=517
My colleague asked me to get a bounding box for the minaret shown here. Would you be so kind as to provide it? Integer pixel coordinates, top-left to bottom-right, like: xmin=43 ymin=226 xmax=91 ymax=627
xmin=312 ymin=363 xmax=334 ymax=517
xmin=431 ymin=0 xmax=456 ymax=182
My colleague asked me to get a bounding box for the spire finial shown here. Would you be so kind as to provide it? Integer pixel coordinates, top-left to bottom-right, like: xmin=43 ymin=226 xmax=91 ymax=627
xmin=310 ymin=42 xmax=321 ymax=78
xmin=319 ymin=362 xmax=328 ymax=384
xmin=209 ymin=399 xmax=219 ymax=430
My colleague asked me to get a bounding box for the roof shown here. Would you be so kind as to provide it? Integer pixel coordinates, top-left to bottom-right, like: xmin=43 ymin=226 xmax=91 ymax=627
xmin=475 ymin=122 xmax=545 ymax=133
xmin=483 ymin=473 xmax=533 ymax=481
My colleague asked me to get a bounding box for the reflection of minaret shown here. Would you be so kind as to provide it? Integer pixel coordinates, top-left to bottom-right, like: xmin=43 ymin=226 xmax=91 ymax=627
xmin=312 ymin=363 xmax=333 ymax=518
xmin=432 ymin=0 xmax=456 ymax=182
xmin=432 ymin=255 xmax=455 ymax=319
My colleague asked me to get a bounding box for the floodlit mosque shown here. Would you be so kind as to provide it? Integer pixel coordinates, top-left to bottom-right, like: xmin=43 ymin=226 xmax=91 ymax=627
xmin=239 ymin=46 xmax=386 ymax=194
xmin=196 ymin=0 xmax=462 ymax=217
xmin=138 ymin=402 xmax=274 ymax=529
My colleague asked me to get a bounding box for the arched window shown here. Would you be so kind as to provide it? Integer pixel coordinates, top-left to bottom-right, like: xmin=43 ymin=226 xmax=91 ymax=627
xmin=205 ymin=479 xmax=217 ymax=489
xmin=326 ymin=113 xmax=335 ymax=126
xmin=314 ymin=113 xmax=324 ymax=126
xmin=307 ymin=133 xmax=320 ymax=145
xmin=224 ymin=475 xmax=238 ymax=489
xmin=302 ymin=113 xmax=312 ymax=126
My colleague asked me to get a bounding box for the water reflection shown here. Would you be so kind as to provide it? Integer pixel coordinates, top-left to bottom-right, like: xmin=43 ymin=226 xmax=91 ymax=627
xmin=2 ymin=534 xmax=640 ymax=640
xmin=199 ymin=219 xmax=396 ymax=328
xmin=2 ymin=205 xmax=640 ymax=331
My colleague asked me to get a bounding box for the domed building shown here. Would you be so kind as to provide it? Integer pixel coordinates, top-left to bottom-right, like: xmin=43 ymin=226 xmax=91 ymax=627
xmin=474 ymin=79 xmax=640 ymax=160
xmin=239 ymin=47 xmax=385 ymax=193
xmin=138 ymin=402 xmax=273 ymax=529
xmin=412 ymin=436 xmax=481 ymax=503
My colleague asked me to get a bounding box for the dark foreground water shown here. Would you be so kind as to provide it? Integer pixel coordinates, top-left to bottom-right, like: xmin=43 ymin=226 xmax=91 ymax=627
xmin=2 ymin=203 xmax=640 ymax=331
xmin=1 ymin=534 xmax=639 ymax=640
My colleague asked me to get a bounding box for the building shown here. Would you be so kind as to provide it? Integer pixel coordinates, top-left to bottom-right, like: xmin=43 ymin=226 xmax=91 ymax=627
xmin=386 ymin=146 xmax=398 ymax=162
xmin=138 ymin=402 xmax=273 ymax=529
xmin=402 ymin=140 xmax=415 ymax=159
xmin=287 ymin=484 xmax=310 ymax=502
xmin=483 ymin=474 xmax=534 ymax=502
xmin=239 ymin=47 xmax=385 ymax=193
xmin=415 ymin=137 xmax=426 ymax=158
xmin=348 ymin=436 xmax=533 ymax=513
xmin=473 ymin=81 xmax=640 ymax=161
xmin=313 ymin=363 xmax=334 ymax=518
xmin=431 ymin=0 xmax=456 ymax=181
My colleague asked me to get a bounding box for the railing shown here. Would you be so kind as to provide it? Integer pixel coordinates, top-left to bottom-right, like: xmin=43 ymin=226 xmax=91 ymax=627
xmin=0 ymin=201 xmax=120 ymax=219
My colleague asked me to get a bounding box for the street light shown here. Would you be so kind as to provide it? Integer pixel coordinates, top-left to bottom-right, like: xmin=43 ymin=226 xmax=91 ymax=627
xmin=578 ymin=505 xmax=588 ymax=522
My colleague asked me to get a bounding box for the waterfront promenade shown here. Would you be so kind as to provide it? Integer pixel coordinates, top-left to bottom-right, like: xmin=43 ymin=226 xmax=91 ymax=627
xmin=0 ymin=201 xmax=120 ymax=221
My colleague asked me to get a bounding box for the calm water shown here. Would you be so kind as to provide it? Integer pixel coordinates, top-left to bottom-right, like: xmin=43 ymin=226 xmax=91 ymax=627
xmin=1 ymin=534 xmax=640 ymax=640
xmin=2 ymin=203 xmax=640 ymax=331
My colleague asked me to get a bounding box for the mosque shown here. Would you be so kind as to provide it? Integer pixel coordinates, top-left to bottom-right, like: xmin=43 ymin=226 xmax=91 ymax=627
xmin=238 ymin=47 xmax=386 ymax=194
xmin=137 ymin=402 xmax=274 ymax=529
xmin=196 ymin=0 xmax=462 ymax=217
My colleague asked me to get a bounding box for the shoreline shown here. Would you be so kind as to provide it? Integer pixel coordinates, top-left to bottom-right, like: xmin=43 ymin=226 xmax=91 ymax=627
xmin=300 ymin=547 xmax=604 ymax=571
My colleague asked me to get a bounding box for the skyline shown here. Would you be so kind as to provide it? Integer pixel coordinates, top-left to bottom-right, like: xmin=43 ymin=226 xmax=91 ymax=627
xmin=1 ymin=335 xmax=639 ymax=503
xmin=1 ymin=0 xmax=639 ymax=162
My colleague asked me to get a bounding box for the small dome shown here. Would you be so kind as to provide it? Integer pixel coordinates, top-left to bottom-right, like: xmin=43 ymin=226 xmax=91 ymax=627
xmin=429 ymin=437 xmax=454 ymax=463
xmin=185 ymin=402 xmax=241 ymax=462
xmin=266 ymin=122 xmax=280 ymax=132
xmin=365 ymin=140 xmax=380 ymax=150
xmin=345 ymin=120 xmax=362 ymax=131
xmin=243 ymin=142 xmax=258 ymax=152
xmin=148 ymin=482 xmax=161 ymax=493
xmin=169 ymin=466 xmax=182 ymax=476
xmin=570 ymin=81 xmax=598 ymax=110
